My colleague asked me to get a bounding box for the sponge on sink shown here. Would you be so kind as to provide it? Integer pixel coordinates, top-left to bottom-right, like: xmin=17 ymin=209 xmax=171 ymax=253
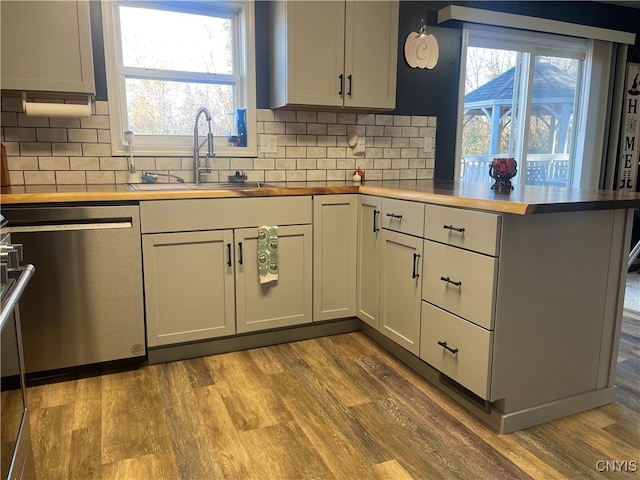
xmin=141 ymin=173 xmax=158 ymax=183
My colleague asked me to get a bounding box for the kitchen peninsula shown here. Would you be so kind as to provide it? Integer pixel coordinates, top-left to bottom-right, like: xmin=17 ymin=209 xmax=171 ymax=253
xmin=2 ymin=180 xmax=639 ymax=433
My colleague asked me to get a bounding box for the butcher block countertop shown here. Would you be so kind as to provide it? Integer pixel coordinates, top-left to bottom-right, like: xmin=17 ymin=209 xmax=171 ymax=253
xmin=2 ymin=180 xmax=640 ymax=215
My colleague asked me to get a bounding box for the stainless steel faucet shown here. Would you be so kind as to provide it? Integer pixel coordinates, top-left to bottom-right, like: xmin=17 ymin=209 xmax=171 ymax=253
xmin=193 ymin=106 xmax=214 ymax=184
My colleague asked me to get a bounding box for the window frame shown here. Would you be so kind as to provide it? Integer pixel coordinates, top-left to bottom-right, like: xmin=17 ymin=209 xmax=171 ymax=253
xmin=102 ymin=0 xmax=257 ymax=157
xmin=456 ymin=23 xmax=612 ymax=189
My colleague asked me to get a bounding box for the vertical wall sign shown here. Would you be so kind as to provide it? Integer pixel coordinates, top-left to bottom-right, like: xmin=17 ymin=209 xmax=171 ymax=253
xmin=618 ymin=62 xmax=640 ymax=191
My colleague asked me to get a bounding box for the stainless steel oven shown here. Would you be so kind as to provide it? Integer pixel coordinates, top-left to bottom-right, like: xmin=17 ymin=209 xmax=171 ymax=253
xmin=1 ymin=217 xmax=36 ymax=479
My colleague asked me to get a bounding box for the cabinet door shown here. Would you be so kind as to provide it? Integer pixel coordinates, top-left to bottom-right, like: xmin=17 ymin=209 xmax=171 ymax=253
xmin=1 ymin=1 xmax=95 ymax=93
xmin=380 ymin=230 xmax=423 ymax=355
xmin=143 ymin=230 xmax=235 ymax=346
xmin=271 ymin=0 xmax=345 ymax=107
xmin=357 ymin=195 xmax=382 ymax=328
xmin=235 ymin=225 xmax=313 ymax=333
xmin=344 ymin=0 xmax=398 ymax=109
xmin=314 ymin=195 xmax=358 ymax=321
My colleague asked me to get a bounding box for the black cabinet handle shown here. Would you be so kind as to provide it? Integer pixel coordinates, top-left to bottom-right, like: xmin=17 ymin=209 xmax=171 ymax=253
xmin=373 ymin=209 xmax=380 ymax=232
xmin=438 ymin=341 xmax=459 ymax=355
xmin=339 ymin=74 xmax=344 ymax=96
xmin=440 ymin=276 xmax=462 ymax=287
xmin=347 ymin=74 xmax=352 ymax=96
xmin=226 ymin=243 xmax=232 ymax=267
xmin=386 ymin=213 xmax=403 ymax=219
xmin=443 ymin=224 xmax=465 ymax=233
xmin=412 ymin=253 xmax=420 ymax=278
xmin=238 ymin=242 xmax=243 ymax=265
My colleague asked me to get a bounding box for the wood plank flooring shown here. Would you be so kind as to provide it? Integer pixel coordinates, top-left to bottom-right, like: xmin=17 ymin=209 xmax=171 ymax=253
xmin=27 ymin=311 xmax=639 ymax=480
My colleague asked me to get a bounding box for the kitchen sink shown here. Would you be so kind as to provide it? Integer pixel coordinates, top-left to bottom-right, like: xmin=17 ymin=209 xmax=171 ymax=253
xmin=127 ymin=182 xmax=273 ymax=191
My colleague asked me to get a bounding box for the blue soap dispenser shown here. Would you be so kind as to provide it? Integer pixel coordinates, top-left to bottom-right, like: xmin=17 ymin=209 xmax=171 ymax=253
xmin=237 ymin=108 xmax=247 ymax=147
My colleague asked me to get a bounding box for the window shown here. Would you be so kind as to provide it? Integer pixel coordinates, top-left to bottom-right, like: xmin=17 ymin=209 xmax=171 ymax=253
xmin=102 ymin=0 xmax=256 ymax=157
xmin=457 ymin=24 xmax=610 ymax=188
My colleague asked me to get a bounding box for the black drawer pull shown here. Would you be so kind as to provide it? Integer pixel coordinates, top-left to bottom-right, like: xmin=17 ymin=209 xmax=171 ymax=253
xmin=339 ymin=74 xmax=344 ymax=96
xmin=373 ymin=209 xmax=380 ymax=232
xmin=347 ymin=74 xmax=352 ymax=96
xmin=226 ymin=243 xmax=232 ymax=267
xmin=440 ymin=276 xmax=462 ymax=287
xmin=443 ymin=224 xmax=465 ymax=233
xmin=238 ymin=242 xmax=243 ymax=265
xmin=438 ymin=341 xmax=459 ymax=355
xmin=386 ymin=213 xmax=403 ymax=219
xmin=412 ymin=253 xmax=420 ymax=278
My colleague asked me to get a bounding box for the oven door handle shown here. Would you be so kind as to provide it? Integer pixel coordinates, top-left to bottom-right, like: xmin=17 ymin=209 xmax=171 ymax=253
xmin=10 ymin=221 xmax=133 ymax=233
xmin=0 ymin=265 xmax=35 ymax=332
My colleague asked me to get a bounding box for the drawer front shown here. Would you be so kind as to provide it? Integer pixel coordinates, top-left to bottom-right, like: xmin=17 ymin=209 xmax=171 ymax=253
xmin=423 ymin=240 xmax=497 ymax=330
xmin=425 ymin=205 xmax=501 ymax=256
xmin=381 ymin=198 xmax=425 ymax=237
xmin=140 ymin=196 xmax=312 ymax=233
xmin=420 ymin=302 xmax=492 ymax=400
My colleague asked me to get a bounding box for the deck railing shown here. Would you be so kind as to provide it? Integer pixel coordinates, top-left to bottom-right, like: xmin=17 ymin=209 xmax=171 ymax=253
xmin=461 ymin=154 xmax=570 ymax=187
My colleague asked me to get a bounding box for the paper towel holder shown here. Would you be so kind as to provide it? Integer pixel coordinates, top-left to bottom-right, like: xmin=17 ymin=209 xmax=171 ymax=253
xmin=22 ymin=92 xmax=92 ymax=118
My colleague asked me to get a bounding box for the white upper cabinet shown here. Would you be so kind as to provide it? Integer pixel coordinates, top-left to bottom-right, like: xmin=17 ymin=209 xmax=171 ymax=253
xmin=1 ymin=0 xmax=95 ymax=94
xmin=270 ymin=0 xmax=398 ymax=110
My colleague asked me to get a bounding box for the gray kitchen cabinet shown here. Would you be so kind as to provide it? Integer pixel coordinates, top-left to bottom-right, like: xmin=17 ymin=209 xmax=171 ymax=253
xmin=143 ymin=230 xmax=236 ymax=347
xmin=356 ymin=195 xmax=382 ymax=328
xmin=359 ymin=197 xmax=425 ymax=355
xmin=419 ymin=204 xmax=632 ymax=433
xmin=313 ymin=194 xmax=358 ymax=321
xmin=1 ymin=0 xmax=95 ymax=93
xmin=270 ymin=0 xmax=398 ymax=110
xmin=379 ymin=229 xmax=423 ymax=355
xmin=235 ymin=225 xmax=313 ymax=333
xmin=140 ymin=197 xmax=313 ymax=347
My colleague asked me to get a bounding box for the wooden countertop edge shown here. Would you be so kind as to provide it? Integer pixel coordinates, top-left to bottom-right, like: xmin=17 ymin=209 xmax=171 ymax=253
xmin=2 ymin=183 xmax=639 ymax=215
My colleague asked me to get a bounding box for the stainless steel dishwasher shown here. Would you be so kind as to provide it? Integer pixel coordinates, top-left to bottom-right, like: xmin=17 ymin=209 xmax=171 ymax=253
xmin=3 ymin=205 xmax=145 ymax=375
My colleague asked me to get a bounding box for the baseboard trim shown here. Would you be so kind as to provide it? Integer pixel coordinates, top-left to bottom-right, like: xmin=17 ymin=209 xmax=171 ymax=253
xmin=148 ymin=318 xmax=362 ymax=365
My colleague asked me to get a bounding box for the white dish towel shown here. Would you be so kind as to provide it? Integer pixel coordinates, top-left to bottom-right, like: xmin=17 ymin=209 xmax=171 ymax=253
xmin=258 ymin=225 xmax=278 ymax=284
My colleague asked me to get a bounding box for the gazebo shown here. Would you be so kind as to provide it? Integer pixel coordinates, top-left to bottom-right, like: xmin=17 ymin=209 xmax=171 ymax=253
xmin=461 ymin=60 xmax=576 ymax=185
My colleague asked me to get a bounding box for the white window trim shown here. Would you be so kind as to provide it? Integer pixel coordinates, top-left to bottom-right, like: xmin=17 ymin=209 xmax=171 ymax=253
xmin=455 ymin=23 xmax=612 ymax=189
xmin=101 ymin=0 xmax=257 ymax=158
xmin=438 ymin=5 xmax=636 ymax=45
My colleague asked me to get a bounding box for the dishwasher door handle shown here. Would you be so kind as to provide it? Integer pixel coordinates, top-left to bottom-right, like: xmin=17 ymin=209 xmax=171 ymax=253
xmin=10 ymin=221 xmax=133 ymax=233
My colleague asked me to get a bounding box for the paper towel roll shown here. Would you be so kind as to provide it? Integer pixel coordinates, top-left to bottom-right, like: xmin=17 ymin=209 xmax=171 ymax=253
xmin=23 ymin=102 xmax=91 ymax=118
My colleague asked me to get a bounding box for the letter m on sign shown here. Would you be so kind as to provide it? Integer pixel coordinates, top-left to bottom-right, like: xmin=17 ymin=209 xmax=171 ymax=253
xmin=617 ymin=63 xmax=640 ymax=191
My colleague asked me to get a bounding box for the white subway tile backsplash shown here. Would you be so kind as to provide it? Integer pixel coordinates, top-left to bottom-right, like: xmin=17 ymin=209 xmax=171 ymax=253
xmin=50 ymin=117 xmax=81 ymax=128
xmin=24 ymin=170 xmax=55 ymax=184
xmin=2 ymin=105 xmax=436 ymax=186
xmin=21 ymin=142 xmax=52 ymax=156
xmin=39 ymin=157 xmax=70 ymax=170
xmin=68 ymin=128 xmax=97 ymax=143
xmin=52 ymin=142 xmax=82 ymax=157
xmin=7 ymin=156 xmax=38 ymax=170
xmin=86 ymin=170 xmax=115 ymax=184
xmin=317 ymin=112 xmax=337 ymax=124
xmin=82 ymin=143 xmax=111 ymax=157
xmin=1 ymin=112 xmax=18 ymax=127
xmin=70 ymin=157 xmax=100 ymax=170
xmin=56 ymin=171 xmax=86 ymax=184
xmin=36 ymin=128 xmax=67 ymax=142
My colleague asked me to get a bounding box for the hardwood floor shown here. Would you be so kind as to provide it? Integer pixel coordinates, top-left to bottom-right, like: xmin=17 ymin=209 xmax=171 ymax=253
xmin=27 ymin=312 xmax=639 ymax=480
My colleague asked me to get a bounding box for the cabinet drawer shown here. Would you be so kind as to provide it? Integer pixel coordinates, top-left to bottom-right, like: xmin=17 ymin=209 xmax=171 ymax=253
xmin=425 ymin=205 xmax=501 ymax=256
xmin=141 ymin=196 xmax=312 ymax=233
xmin=423 ymin=241 xmax=497 ymax=330
xmin=381 ymin=198 xmax=425 ymax=237
xmin=420 ymin=302 xmax=492 ymax=400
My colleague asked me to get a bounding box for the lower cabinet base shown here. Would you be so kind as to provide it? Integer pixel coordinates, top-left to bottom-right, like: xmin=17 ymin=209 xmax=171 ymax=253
xmin=360 ymin=323 xmax=617 ymax=434
xmin=147 ymin=318 xmax=361 ymax=365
